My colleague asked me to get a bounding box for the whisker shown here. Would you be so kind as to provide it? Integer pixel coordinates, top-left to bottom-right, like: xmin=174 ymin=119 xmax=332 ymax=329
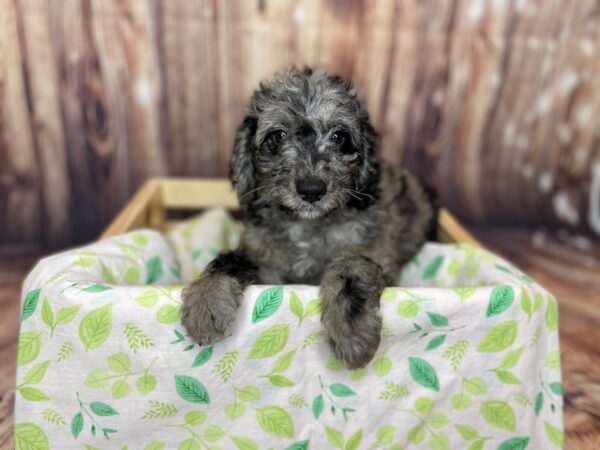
xmin=342 ymin=187 xmax=376 ymax=201
xmin=340 ymin=188 xmax=364 ymax=201
xmin=239 ymin=185 xmax=269 ymax=201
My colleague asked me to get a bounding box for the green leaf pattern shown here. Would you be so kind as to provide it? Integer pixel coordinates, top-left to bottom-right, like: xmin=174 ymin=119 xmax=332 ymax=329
xmin=14 ymin=213 xmax=562 ymax=448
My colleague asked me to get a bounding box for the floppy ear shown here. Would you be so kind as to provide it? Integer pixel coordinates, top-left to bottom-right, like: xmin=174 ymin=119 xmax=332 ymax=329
xmin=350 ymin=114 xmax=381 ymax=209
xmin=229 ymin=116 xmax=257 ymax=205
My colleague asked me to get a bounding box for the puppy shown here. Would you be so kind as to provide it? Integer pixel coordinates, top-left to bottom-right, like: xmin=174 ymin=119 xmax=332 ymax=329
xmin=181 ymin=67 xmax=438 ymax=369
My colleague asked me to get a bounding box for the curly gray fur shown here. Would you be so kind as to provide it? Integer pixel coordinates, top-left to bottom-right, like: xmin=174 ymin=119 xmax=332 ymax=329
xmin=181 ymin=67 xmax=438 ymax=369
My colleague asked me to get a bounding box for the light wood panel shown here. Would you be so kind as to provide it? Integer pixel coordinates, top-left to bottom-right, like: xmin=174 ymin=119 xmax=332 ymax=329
xmin=1 ymin=0 xmax=599 ymax=247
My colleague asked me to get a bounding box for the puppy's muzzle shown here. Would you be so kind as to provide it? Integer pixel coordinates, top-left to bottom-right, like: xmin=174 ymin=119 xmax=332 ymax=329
xmin=296 ymin=178 xmax=327 ymax=203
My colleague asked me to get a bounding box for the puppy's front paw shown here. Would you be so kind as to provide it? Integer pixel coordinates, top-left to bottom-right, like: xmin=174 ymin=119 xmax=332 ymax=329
xmin=181 ymin=274 xmax=242 ymax=345
xmin=320 ymin=256 xmax=385 ymax=370
xmin=329 ymin=316 xmax=381 ymax=370
xmin=326 ymin=314 xmax=382 ymax=370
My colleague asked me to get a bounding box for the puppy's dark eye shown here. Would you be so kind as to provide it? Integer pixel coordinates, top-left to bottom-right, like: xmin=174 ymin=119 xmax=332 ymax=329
xmin=331 ymin=131 xmax=345 ymax=144
xmin=264 ymin=130 xmax=286 ymax=153
xmin=331 ymin=131 xmax=355 ymax=155
xmin=273 ymin=130 xmax=286 ymax=143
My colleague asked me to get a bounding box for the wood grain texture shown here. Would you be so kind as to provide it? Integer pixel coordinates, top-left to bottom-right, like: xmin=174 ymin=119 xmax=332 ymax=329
xmin=1 ymin=0 xmax=599 ymax=247
xmin=0 ymin=0 xmax=40 ymax=243
xmin=14 ymin=0 xmax=71 ymax=246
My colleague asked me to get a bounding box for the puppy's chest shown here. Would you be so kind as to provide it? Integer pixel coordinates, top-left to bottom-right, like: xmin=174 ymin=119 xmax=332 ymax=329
xmin=260 ymin=218 xmax=373 ymax=282
xmin=286 ymin=223 xmax=327 ymax=256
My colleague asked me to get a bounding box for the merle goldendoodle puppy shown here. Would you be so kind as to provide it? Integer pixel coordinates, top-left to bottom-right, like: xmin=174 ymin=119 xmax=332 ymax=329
xmin=181 ymin=67 xmax=438 ymax=369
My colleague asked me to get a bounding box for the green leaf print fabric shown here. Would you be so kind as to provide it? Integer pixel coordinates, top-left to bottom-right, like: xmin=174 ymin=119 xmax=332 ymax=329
xmin=16 ymin=208 xmax=563 ymax=449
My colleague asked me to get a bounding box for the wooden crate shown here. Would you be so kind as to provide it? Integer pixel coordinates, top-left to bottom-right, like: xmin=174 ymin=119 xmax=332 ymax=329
xmin=101 ymin=178 xmax=480 ymax=247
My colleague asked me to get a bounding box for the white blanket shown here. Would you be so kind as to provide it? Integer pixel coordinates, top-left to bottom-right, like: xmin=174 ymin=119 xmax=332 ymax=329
xmin=15 ymin=209 xmax=563 ymax=450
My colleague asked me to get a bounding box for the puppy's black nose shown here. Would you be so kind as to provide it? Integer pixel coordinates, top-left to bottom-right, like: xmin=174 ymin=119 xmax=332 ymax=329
xmin=296 ymin=179 xmax=327 ymax=203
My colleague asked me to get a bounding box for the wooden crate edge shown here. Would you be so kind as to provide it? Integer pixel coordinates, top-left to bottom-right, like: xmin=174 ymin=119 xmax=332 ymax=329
xmin=101 ymin=178 xmax=480 ymax=248
xmin=100 ymin=180 xmax=162 ymax=239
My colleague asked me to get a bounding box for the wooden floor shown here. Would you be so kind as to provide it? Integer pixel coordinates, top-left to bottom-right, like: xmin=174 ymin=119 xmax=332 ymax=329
xmin=0 ymin=228 xmax=598 ymax=449
xmin=0 ymin=251 xmax=40 ymax=450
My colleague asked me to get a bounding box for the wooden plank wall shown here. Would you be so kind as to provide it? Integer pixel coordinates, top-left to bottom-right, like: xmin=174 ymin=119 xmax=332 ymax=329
xmin=0 ymin=0 xmax=599 ymax=247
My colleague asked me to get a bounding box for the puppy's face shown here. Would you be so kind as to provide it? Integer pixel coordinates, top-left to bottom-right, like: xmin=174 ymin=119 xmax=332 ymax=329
xmin=231 ymin=68 xmax=380 ymax=219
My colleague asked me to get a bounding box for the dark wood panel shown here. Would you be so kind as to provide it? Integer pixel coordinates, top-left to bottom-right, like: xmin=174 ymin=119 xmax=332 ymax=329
xmin=1 ymin=0 xmax=599 ymax=247
xmin=0 ymin=0 xmax=41 ymax=243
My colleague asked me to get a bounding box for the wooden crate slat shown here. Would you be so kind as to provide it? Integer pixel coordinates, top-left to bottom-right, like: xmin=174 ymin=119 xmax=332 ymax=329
xmin=160 ymin=178 xmax=238 ymax=209
xmin=438 ymin=210 xmax=480 ymax=246
xmin=101 ymin=180 xmax=162 ymax=239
